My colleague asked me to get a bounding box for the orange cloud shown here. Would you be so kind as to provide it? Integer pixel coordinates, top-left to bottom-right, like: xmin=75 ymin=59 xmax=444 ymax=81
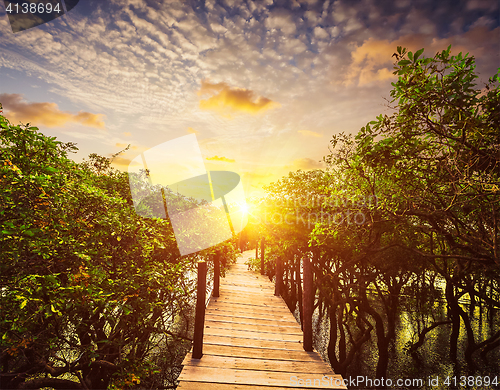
xmin=198 ymin=81 xmax=227 ymax=96
xmin=242 ymin=171 xmax=276 ymax=187
xmin=344 ymin=38 xmax=400 ymax=86
xmin=198 ymin=80 xmax=280 ymax=115
xmin=115 ymin=143 xmax=137 ymax=150
xmin=298 ymin=130 xmax=323 ymax=137
xmin=110 ymin=156 xmax=136 ymax=169
xmin=206 ymin=155 xmax=235 ymax=163
xmin=344 ymin=29 xmax=490 ymax=86
xmin=187 ymin=127 xmax=200 ymax=135
xmin=0 ymin=93 xmax=105 ymax=129
xmin=123 ymin=132 xmax=132 ymax=137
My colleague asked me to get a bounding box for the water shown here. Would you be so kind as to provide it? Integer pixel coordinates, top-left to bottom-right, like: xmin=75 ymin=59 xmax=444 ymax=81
xmin=300 ymin=297 xmax=500 ymax=389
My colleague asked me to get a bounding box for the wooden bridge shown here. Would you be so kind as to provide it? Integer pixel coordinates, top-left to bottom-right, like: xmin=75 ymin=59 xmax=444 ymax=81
xmin=177 ymin=251 xmax=346 ymax=389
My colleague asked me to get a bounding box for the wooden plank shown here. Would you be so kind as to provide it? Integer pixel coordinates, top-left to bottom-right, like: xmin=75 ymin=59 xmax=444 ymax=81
xmin=221 ymin=282 xmax=273 ymax=288
xmin=204 ymin=314 xmax=299 ymax=327
xmin=219 ymin=284 xmax=274 ymax=290
xmin=209 ymin=301 xmax=291 ymax=313
xmin=206 ymin=313 xmax=296 ymax=324
xmin=178 ymin=366 xmax=346 ymax=389
xmin=201 ymin=344 xmax=324 ymax=361
xmin=205 ymin=320 xmax=303 ymax=335
xmin=203 ymin=326 xmax=302 ymax=342
xmin=206 ymin=309 xmax=298 ymax=323
xmin=205 ymin=317 xmax=300 ymax=329
xmin=177 ymin=250 xmax=345 ymax=390
xmin=202 ymin=335 xmax=304 ymax=351
xmin=220 ymin=279 xmax=274 ymax=284
xmin=182 ymin=353 xmax=333 ymax=374
xmin=211 ymin=296 xmax=286 ymax=306
xmin=208 ymin=302 xmax=292 ymax=312
xmin=210 ymin=301 xmax=288 ymax=309
xmin=178 ymin=382 xmax=324 ymax=390
xmin=178 ymin=383 xmax=322 ymax=390
xmin=220 ymin=281 xmax=272 ymax=287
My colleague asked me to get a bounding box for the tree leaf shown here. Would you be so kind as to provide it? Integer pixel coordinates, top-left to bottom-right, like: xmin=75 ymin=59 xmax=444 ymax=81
xmin=414 ymin=48 xmax=424 ymax=61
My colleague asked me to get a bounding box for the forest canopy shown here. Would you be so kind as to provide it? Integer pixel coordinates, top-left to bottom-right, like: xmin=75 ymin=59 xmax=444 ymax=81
xmin=250 ymin=46 xmax=500 ymax=380
xmin=0 ymin=105 xmax=238 ymax=389
xmin=1 ymin=45 xmax=499 ymax=389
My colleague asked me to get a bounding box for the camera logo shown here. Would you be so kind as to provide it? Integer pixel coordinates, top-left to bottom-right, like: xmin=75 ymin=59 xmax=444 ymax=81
xmin=3 ymin=0 xmax=80 ymax=33
xmin=127 ymin=134 xmax=248 ymax=256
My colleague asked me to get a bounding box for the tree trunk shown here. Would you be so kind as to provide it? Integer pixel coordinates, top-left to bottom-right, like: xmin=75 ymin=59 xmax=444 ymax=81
xmin=327 ymin=305 xmax=341 ymax=373
xmin=445 ymin=281 xmax=460 ymax=363
xmin=445 ymin=280 xmax=460 ymax=363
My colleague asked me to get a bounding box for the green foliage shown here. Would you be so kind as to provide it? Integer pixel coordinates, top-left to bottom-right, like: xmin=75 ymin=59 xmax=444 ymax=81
xmin=244 ymin=256 xmax=260 ymax=272
xmin=262 ymin=47 xmax=500 ymax=379
xmin=354 ymin=46 xmax=500 ymax=267
xmin=0 ymin=104 xmax=237 ymax=389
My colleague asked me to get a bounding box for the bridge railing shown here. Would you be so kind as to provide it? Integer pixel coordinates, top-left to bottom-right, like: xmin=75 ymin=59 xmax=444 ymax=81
xmin=192 ymin=253 xmax=221 ymax=359
xmin=272 ymin=250 xmax=314 ymax=352
xmin=191 ymin=246 xmax=314 ymax=359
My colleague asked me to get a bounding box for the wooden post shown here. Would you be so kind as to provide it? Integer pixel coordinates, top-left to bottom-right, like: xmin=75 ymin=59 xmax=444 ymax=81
xmin=275 ymin=256 xmax=283 ymax=296
xmin=296 ymin=256 xmax=303 ymax=326
xmin=213 ymin=253 xmax=220 ymax=298
xmin=255 ymin=241 xmax=258 ymax=261
xmin=193 ymin=261 xmax=207 ymax=359
xmin=260 ymin=238 xmax=265 ymax=275
xmin=284 ymin=257 xmax=288 ymax=291
xmin=302 ymin=256 xmax=313 ymax=352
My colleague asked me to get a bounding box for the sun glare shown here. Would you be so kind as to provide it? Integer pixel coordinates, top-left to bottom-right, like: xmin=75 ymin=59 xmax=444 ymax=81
xmin=239 ymin=203 xmax=250 ymax=215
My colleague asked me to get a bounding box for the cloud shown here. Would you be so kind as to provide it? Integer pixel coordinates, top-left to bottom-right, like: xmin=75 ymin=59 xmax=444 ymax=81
xmin=0 ymin=0 xmax=497 ymax=197
xmin=242 ymin=170 xmax=275 ymax=185
xmin=298 ymin=130 xmax=323 ymax=137
xmin=198 ymin=80 xmax=281 ymax=115
xmin=206 ymin=155 xmax=235 ymax=163
xmin=313 ymin=26 xmax=329 ymax=39
xmin=265 ymin=8 xmax=297 ymax=35
xmin=343 ymin=38 xmax=399 ymax=86
xmin=292 ymin=157 xmax=324 ymax=170
xmin=110 ymin=156 xmax=137 ymax=170
xmin=0 ymin=93 xmax=105 ymax=129
xmin=115 ymin=142 xmax=137 ymax=150
xmin=187 ymin=127 xmax=200 ymax=135
xmin=343 ymin=29 xmax=494 ymax=86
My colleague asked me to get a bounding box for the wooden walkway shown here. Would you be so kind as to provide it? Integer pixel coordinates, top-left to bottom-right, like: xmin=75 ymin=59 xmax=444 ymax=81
xmin=177 ymin=251 xmax=346 ymax=389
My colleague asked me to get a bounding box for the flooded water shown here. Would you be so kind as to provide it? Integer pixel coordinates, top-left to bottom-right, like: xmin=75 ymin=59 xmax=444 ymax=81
xmin=295 ymin=297 xmax=500 ymax=389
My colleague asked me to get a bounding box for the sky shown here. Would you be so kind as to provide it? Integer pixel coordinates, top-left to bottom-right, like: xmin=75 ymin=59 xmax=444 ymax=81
xmin=0 ymin=0 xmax=499 ymax=198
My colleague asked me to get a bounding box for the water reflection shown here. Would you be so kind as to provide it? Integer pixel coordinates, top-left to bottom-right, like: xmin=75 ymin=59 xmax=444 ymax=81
xmin=308 ymin=296 xmax=499 ymax=389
